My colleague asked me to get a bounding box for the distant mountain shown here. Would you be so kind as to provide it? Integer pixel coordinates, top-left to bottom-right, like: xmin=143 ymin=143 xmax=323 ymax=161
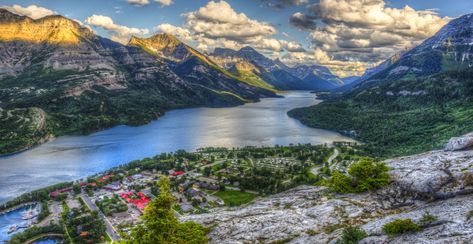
xmin=211 ymin=46 xmax=344 ymax=91
xmin=289 ymin=13 xmax=473 ymax=156
xmin=356 ymin=13 xmax=473 ymax=88
xmin=128 ymin=34 xmax=278 ymax=93
xmin=0 ymin=9 xmax=274 ymax=154
xmin=341 ymin=76 xmax=360 ymax=85
xmin=288 ymin=64 xmax=344 ymax=91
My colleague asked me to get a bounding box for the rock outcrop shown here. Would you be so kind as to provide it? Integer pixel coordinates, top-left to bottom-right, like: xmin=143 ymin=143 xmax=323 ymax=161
xmin=445 ymin=132 xmax=473 ymax=151
xmin=182 ymin=136 xmax=473 ymax=243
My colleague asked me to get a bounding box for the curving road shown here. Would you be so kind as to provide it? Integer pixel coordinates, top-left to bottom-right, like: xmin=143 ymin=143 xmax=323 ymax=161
xmin=310 ymin=148 xmax=339 ymax=176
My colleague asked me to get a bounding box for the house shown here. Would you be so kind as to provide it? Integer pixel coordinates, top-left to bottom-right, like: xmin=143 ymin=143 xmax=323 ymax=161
xmin=50 ymin=187 xmax=73 ymax=198
xmin=103 ymin=181 xmax=121 ymax=191
xmin=170 ymin=170 xmax=185 ymax=177
xmin=98 ymin=174 xmax=115 ymax=183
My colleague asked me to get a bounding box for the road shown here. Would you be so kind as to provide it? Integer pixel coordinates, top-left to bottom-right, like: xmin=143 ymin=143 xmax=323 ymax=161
xmin=311 ymin=148 xmax=339 ymax=176
xmin=80 ymin=193 xmax=121 ymax=242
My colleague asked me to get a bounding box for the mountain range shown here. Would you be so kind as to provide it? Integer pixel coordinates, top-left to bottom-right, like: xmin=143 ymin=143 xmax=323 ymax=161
xmin=289 ymin=12 xmax=473 ymax=156
xmin=210 ymin=46 xmax=344 ymax=91
xmin=0 ymin=9 xmax=346 ymax=155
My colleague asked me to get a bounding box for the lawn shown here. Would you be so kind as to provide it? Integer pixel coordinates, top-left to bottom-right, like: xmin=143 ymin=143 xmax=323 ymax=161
xmin=214 ymin=190 xmax=256 ymax=206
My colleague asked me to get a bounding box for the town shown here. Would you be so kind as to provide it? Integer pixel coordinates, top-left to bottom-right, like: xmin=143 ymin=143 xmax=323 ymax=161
xmin=1 ymin=142 xmax=361 ymax=243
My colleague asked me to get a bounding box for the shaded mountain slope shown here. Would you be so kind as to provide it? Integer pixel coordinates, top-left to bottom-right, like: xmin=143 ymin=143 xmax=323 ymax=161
xmin=289 ymin=13 xmax=473 ymax=157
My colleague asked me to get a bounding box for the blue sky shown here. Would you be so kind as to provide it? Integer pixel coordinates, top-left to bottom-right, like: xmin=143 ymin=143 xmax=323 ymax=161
xmin=2 ymin=0 xmax=473 ymax=76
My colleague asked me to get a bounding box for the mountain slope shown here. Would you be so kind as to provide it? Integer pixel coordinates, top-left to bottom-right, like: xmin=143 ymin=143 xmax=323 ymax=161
xmin=128 ymin=34 xmax=278 ymax=93
xmin=288 ymin=64 xmax=344 ymax=91
xmin=0 ymin=10 xmax=273 ymax=154
xmin=211 ymin=46 xmax=344 ymax=91
xmin=289 ymin=13 xmax=473 ymax=157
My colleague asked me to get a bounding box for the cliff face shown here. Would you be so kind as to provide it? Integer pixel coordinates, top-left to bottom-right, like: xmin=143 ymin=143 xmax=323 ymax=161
xmin=0 ymin=9 xmax=92 ymax=44
xmin=182 ymin=133 xmax=473 ymax=243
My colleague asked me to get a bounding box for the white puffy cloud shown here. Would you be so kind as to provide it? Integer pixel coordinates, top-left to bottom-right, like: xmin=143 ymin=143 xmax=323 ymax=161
xmin=287 ymin=0 xmax=451 ymax=75
xmin=127 ymin=0 xmax=172 ymax=7
xmin=2 ymin=4 xmax=56 ymax=19
xmin=281 ymin=48 xmax=368 ymax=77
xmin=85 ymin=15 xmax=149 ymax=44
xmin=155 ymin=23 xmax=193 ymax=42
xmin=155 ymin=0 xmax=173 ymax=7
xmin=153 ymin=1 xmax=304 ymax=56
xmin=127 ymin=0 xmax=150 ymax=6
xmin=184 ymin=1 xmax=276 ymax=42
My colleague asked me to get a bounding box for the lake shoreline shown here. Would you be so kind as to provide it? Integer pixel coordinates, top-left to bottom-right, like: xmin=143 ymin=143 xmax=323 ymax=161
xmin=0 ymin=91 xmax=354 ymax=204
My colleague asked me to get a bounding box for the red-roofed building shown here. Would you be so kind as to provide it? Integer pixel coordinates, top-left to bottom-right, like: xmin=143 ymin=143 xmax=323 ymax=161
xmin=120 ymin=191 xmax=150 ymax=210
xmin=50 ymin=187 xmax=73 ymax=198
xmin=171 ymin=171 xmax=185 ymax=177
xmin=98 ymin=174 xmax=115 ymax=183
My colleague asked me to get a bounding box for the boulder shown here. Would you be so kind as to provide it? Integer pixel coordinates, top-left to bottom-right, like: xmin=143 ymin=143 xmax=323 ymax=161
xmin=445 ymin=133 xmax=473 ymax=151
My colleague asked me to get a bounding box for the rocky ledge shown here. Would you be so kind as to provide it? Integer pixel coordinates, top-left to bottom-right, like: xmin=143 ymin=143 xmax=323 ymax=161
xmin=182 ymin=134 xmax=473 ymax=243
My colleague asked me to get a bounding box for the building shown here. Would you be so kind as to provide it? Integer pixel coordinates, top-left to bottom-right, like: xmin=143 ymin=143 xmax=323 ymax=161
xmin=103 ymin=181 xmax=121 ymax=191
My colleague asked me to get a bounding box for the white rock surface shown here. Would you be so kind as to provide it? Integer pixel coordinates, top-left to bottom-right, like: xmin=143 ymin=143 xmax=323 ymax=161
xmin=181 ymin=141 xmax=473 ymax=244
xmin=445 ymin=132 xmax=473 ymax=151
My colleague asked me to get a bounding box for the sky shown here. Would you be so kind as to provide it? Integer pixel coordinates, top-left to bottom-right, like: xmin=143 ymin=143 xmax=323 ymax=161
xmin=2 ymin=0 xmax=473 ymax=77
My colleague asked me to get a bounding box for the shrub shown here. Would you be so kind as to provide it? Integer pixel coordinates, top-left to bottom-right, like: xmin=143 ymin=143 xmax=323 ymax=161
xmin=462 ymin=172 xmax=473 ymax=187
xmin=348 ymin=158 xmax=390 ymax=192
xmin=382 ymin=219 xmax=420 ymax=236
xmin=337 ymin=226 xmax=367 ymax=244
xmin=328 ymin=158 xmax=389 ymax=193
xmin=329 ymin=171 xmax=355 ymax=193
xmin=419 ymin=211 xmax=437 ymax=225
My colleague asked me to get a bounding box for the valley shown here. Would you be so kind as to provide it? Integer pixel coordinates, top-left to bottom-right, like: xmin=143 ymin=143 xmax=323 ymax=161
xmin=1 ymin=1 xmax=473 ymax=243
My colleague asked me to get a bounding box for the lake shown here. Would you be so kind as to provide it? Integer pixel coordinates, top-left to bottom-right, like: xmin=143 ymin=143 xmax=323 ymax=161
xmin=0 ymin=91 xmax=353 ymax=203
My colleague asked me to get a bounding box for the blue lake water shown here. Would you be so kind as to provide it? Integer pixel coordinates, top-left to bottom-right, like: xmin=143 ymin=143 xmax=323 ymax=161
xmin=0 ymin=204 xmax=37 ymax=242
xmin=0 ymin=91 xmax=353 ymax=204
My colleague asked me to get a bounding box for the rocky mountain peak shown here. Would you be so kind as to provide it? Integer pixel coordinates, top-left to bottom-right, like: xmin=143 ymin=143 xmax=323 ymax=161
xmin=0 ymin=9 xmax=92 ymax=44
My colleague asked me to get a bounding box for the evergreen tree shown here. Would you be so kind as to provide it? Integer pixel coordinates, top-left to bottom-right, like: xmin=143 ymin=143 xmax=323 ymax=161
xmin=123 ymin=177 xmax=208 ymax=244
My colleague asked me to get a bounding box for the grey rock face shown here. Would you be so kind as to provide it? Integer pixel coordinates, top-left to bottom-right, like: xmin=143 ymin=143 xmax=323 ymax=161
xmin=445 ymin=132 xmax=473 ymax=151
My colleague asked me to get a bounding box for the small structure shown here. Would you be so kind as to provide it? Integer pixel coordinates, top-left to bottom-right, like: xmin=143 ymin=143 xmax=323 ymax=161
xmin=170 ymin=170 xmax=185 ymax=177
xmin=50 ymin=187 xmax=73 ymax=198
xmin=103 ymin=181 xmax=121 ymax=191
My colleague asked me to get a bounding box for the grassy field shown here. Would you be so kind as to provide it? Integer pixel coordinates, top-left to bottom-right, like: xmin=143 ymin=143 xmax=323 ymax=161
xmin=214 ymin=190 xmax=257 ymax=206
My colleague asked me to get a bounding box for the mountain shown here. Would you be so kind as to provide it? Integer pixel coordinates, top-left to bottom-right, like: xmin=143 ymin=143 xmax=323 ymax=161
xmin=341 ymin=76 xmax=360 ymax=85
xmin=289 ymin=13 xmax=473 ymax=156
xmin=128 ymin=34 xmax=278 ymax=93
xmin=288 ymin=64 xmax=344 ymax=91
xmin=0 ymin=10 xmax=274 ymax=154
xmin=356 ymin=14 xmax=473 ymax=88
xmin=211 ymin=46 xmax=344 ymax=91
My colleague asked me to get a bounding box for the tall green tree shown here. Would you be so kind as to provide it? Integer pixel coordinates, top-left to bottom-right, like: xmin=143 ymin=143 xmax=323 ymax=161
xmin=122 ymin=177 xmax=208 ymax=244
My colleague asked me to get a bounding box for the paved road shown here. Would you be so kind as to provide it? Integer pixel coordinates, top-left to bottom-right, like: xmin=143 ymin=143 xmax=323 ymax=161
xmin=311 ymin=148 xmax=339 ymax=176
xmin=81 ymin=194 xmax=121 ymax=242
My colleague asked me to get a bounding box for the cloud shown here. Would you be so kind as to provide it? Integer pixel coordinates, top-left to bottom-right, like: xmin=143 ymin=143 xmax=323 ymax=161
xmin=127 ymin=0 xmax=150 ymax=6
xmin=155 ymin=0 xmax=173 ymax=7
xmin=281 ymin=49 xmax=368 ymax=77
xmin=289 ymin=12 xmax=317 ymax=30
xmin=127 ymin=0 xmax=172 ymax=7
xmin=2 ymin=4 xmax=56 ymax=19
xmin=184 ymin=1 xmax=276 ymax=42
xmin=290 ymin=0 xmax=450 ymax=75
xmin=85 ymin=15 xmax=149 ymax=44
xmin=150 ymin=1 xmax=304 ymax=55
xmin=261 ymin=0 xmax=309 ymax=9
xmin=155 ymin=23 xmax=193 ymax=42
